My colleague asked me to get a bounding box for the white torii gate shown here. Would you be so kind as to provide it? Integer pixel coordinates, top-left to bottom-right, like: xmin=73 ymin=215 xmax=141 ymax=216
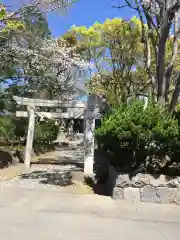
xmin=13 ymin=95 xmax=102 ymax=177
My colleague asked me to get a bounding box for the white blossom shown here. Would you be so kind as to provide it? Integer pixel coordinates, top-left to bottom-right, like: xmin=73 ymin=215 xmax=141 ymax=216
xmin=35 ymin=0 xmax=75 ymax=12
xmin=2 ymin=37 xmax=86 ymax=98
xmin=10 ymin=38 xmax=85 ymax=74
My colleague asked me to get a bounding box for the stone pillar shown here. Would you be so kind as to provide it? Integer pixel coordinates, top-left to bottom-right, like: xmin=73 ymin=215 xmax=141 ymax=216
xmin=84 ymin=95 xmax=97 ymax=178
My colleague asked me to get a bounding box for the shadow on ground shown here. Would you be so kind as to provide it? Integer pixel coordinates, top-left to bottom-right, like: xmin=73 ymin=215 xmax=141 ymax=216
xmin=84 ymin=177 xmax=111 ymax=196
xmin=19 ymin=170 xmax=73 ymax=186
xmin=88 ymin=149 xmax=111 ymax=196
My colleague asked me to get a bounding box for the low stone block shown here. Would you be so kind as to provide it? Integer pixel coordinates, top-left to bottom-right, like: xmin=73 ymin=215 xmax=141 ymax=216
xmin=124 ymin=188 xmax=140 ymax=202
xmin=166 ymin=177 xmax=180 ymax=188
xmin=131 ymin=173 xmax=150 ymax=188
xmin=112 ymin=187 xmax=124 ymax=200
xmin=148 ymin=175 xmax=167 ymax=187
xmin=173 ymin=188 xmax=180 ymax=205
xmin=140 ymin=186 xmax=160 ymax=203
xmin=116 ymin=174 xmax=130 ymax=188
xmin=156 ymin=187 xmax=174 ymax=204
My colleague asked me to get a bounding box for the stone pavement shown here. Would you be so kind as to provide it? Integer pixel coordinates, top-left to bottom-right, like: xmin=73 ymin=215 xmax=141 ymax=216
xmin=0 ymin=185 xmax=180 ymax=239
xmin=2 ymin=164 xmax=77 ymax=189
xmin=0 ymin=163 xmax=95 ymax=195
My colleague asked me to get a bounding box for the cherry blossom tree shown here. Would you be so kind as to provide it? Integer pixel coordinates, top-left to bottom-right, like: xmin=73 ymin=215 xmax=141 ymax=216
xmin=0 ymin=0 xmax=83 ymax=100
xmin=5 ymin=37 xmax=85 ymax=99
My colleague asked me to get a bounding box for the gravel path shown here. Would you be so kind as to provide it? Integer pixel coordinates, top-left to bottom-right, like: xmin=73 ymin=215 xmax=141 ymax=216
xmin=1 ymin=142 xmax=85 ymax=191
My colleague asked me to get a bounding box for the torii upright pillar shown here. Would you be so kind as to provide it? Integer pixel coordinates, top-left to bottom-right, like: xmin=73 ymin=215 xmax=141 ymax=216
xmin=25 ymin=106 xmax=35 ymax=169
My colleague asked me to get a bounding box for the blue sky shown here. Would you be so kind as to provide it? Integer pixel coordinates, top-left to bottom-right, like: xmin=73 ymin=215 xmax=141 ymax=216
xmin=3 ymin=0 xmax=136 ymax=37
xmin=47 ymin=0 xmax=136 ymax=37
xmin=2 ymin=0 xmax=136 ymax=93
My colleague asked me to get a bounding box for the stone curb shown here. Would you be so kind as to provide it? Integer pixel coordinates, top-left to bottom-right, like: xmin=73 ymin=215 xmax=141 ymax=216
xmin=112 ymin=186 xmax=180 ymax=205
xmin=108 ymin=166 xmax=180 ymax=205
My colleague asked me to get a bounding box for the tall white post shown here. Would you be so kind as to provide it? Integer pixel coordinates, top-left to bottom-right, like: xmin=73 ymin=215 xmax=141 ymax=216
xmin=84 ymin=95 xmax=96 ymax=178
xmin=25 ymin=106 xmax=35 ymax=169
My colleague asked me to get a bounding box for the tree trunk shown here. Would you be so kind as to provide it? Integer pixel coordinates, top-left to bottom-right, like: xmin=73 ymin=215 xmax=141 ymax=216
xmin=168 ymin=73 xmax=180 ymax=113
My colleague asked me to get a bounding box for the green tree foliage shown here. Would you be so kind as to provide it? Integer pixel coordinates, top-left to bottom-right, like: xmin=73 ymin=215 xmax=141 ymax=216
xmin=62 ymin=18 xmax=150 ymax=105
xmin=0 ymin=5 xmax=24 ymax=36
xmin=0 ymin=116 xmax=58 ymax=145
xmin=11 ymin=5 xmax=53 ymax=98
xmin=96 ymin=101 xmax=180 ymax=172
xmin=0 ymin=117 xmax=16 ymax=141
xmin=63 ymin=13 xmax=180 ymax=108
xmin=0 ymin=5 xmax=24 ymax=79
xmin=0 ymin=116 xmax=28 ymax=142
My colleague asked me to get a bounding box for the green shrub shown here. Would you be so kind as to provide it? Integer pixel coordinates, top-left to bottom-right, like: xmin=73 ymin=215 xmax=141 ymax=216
xmin=0 ymin=116 xmax=58 ymax=145
xmin=0 ymin=117 xmax=15 ymax=141
xmin=34 ymin=120 xmax=58 ymax=144
xmin=96 ymin=101 xmax=180 ymax=173
xmin=0 ymin=116 xmax=58 ymax=157
xmin=13 ymin=118 xmax=28 ymax=138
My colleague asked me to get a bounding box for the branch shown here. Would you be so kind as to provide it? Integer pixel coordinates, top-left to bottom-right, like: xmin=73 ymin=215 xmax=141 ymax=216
xmin=165 ymin=11 xmax=179 ymax=98
xmin=168 ymin=72 xmax=180 ymax=113
xmin=168 ymin=1 xmax=180 ymax=13
xmin=133 ymin=0 xmax=157 ymax=99
xmin=112 ymin=0 xmax=137 ymax=10
xmin=143 ymin=9 xmax=158 ymax=57
xmin=112 ymin=4 xmax=128 ymax=9
xmin=124 ymin=0 xmax=137 ymax=9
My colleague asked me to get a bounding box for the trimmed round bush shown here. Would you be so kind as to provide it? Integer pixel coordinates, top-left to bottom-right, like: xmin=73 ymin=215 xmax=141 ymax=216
xmin=96 ymin=101 xmax=180 ymax=173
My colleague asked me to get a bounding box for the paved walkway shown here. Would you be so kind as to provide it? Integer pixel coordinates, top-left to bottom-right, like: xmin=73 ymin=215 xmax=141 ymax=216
xmin=0 ymin=185 xmax=180 ymax=239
